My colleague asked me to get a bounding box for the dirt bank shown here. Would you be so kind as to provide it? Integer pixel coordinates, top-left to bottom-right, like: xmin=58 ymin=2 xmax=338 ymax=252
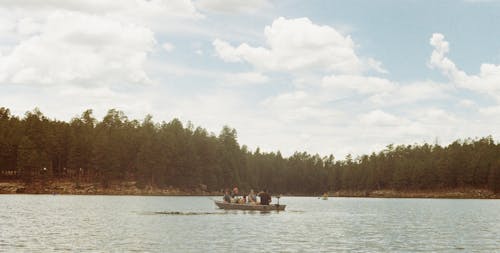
xmin=329 ymin=189 xmax=499 ymax=199
xmin=0 ymin=180 xmax=498 ymax=198
xmin=0 ymin=180 xmax=217 ymax=196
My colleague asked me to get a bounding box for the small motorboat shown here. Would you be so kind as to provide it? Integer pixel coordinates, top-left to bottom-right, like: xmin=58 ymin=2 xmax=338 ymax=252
xmin=214 ymin=201 xmax=286 ymax=211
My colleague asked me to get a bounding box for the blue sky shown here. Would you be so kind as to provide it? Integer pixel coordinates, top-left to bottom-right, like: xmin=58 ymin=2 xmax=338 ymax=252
xmin=1 ymin=0 xmax=500 ymax=158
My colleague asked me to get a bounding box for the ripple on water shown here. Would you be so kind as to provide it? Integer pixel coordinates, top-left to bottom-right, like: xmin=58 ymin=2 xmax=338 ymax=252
xmin=0 ymin=195 xmax=498 ymax=252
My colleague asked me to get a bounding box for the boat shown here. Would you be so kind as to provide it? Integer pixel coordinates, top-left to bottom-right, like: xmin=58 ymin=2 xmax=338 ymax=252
xmin=214 ymin=201 xmax=286 ymax=211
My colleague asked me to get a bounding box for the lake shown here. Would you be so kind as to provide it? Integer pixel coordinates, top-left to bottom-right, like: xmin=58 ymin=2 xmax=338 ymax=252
xmin=0 ymin=195 xmax=499 ymax=252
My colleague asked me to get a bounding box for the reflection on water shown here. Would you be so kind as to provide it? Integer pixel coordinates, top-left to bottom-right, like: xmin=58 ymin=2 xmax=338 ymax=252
xmin=1 ymin=195 xmax=499 ymax=252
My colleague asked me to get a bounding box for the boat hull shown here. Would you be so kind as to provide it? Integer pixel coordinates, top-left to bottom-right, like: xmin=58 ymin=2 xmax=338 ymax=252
xmin=214 ymin=201 xmax=285 ymax=211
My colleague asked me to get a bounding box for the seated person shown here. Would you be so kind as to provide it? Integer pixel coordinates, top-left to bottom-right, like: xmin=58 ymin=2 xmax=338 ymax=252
xmin=238 ymin=195 xmax=247 ymax=204
xmin=258 ymin=189 xmax=271 ymax=205
xmin=247 ymin=189 xmax=257 ymax=203
xmin=231 ymin=186 xmax=239 ymax=198
xmin=223 ymin=189 xmax=231 ymax=203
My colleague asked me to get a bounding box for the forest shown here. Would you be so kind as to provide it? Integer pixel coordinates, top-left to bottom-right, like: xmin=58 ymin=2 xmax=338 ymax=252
xmin=0 ymin=107 xmax=499 ymax=194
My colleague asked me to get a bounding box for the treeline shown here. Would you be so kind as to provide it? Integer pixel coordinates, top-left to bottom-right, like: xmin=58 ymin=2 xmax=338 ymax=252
xmin=0 ymin=107 xmax=499 ymax=194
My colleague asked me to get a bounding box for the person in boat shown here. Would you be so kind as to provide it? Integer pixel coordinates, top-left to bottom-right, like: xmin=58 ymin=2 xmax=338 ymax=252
xmin=258 ymin=189 xmax=271 ymax=205
xmin=247 ymin=189 xmax=257 ymax=204
xmin=238 ymin=195 xmax=247 ymax=204
xmin=231 ymin=186 xmax=239 ymax=198
xmin=223 ymin=189 xmax=232 ymax=203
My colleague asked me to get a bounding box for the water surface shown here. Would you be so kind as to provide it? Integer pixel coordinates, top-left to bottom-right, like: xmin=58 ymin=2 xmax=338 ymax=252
xmin=1 ymin=195 xmax=499 ymax=252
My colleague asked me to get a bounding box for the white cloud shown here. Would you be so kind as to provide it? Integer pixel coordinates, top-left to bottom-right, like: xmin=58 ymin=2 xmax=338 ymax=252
xmin=257 ymin=68 xmax=471 ymax=157
xmin=359 ymin=110 xmax=402 ymax=126
xmin=0 ymin=10 xmax=155 ymax=86
xmin=0 ymin=0 xmax=203 ymax=20
xmin=0 ymin=0 xmax=204 ymax=42
xmin=370 ymin=81 xmax=451 ymax=106
xmin=260 ymin=89 xmax=342 ymax=125
xmin=429 ymin=33 xmax=462 ymax=79
xmin=479 ymin=105 xmax=500 ymax=116
xmin=195 ymin=0 xmax=272 ymax=14
xmin=367 ymin=58 xmax=388 ymax=74
xmin=429 ymin=33 xmax=500 ymax=100
xmin=459 ymin=99 xmax=475 ymax=107
xmin=224 ymin=72 xmax=269 ymax=85
xmin=213 ymin=38 xmax=254 ymax=62
xmin=415 ymin=108 xmax=458 ymax=125
xmin=321 ymin=75 xmax=396 ymax=95
xmin=213 ymin=17 xmax=383 ymax=74
xmin=263 ymin=90 xmax=314 ymax=110
xmin=16 ymin=17 xmax=42 ymax=36
xmin=162 ymin=42 xmax=175 ymax=52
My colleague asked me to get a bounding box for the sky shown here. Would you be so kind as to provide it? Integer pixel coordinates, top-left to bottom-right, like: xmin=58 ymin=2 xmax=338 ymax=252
xmin=1 ymin=0 xmax=500 ymax=158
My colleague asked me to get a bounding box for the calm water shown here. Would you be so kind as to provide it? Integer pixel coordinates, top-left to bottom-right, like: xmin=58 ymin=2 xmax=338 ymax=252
xmin=0 ymin=195 xmax=499 ymax=252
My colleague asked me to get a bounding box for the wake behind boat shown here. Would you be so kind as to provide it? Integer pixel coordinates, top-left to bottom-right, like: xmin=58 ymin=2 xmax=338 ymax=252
xmin=214 ymin=200 xmax=286 ymax=211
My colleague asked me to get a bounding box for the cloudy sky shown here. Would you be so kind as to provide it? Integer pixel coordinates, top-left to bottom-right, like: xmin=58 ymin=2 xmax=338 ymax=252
xmin=1 ymin=0 xmax=500 ymax=158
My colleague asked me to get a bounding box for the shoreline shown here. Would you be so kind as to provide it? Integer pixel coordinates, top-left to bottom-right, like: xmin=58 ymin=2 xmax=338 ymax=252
xmin=328 ymin=189 xmax=499 ymax=199
xmin=0 ymin=180 xmax=498 ymax=199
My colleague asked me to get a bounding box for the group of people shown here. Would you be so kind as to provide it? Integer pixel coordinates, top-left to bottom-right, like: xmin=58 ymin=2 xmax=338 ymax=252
xmin=222 ymin=187 xmax=271 ymax=205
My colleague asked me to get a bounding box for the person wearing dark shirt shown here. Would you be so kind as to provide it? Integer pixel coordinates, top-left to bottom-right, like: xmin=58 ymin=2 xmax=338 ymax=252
xmin=231 ymin=186 xmax=239 ymax=198
xmin=258 ymin=189 xmax=271 ymax=205
xmin=223 ymin=189 xmax=231 ymax=203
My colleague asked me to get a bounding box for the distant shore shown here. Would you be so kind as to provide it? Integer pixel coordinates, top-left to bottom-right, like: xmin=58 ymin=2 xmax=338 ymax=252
xmin=329 ymin=189 xmax=499 ymax=199
xmin=0 ymin=180 xmax=498 ymax=199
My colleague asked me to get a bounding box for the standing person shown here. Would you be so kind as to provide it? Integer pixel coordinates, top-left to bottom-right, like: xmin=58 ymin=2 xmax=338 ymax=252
xmin=247 ymin=189 xmax=257 ymax=204
xmin=258 ymin=189 xmax=271 ymax=205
